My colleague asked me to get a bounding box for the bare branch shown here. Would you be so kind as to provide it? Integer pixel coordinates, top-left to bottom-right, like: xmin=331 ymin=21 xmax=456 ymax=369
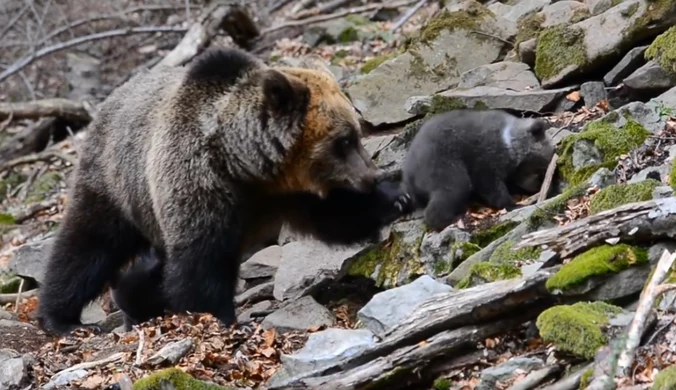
xmin=1 ymin=149 xmax=76 ymax=173
xmin=537 ymin=153 xmax=559 ymax=204
xmin=0 ymin=3 xmax=29 ymax=41
xmin=0 ymin=98 xmax=91 ymax=121
xmin=391 ymin=0 xmax=429 ymax=32
xmin=0 ymin=26 xmax=187 ymax=84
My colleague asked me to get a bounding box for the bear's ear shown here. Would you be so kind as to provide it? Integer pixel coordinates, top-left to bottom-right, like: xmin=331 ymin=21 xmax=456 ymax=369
xmin=529 ymin=118 xmax=550 ymax=137
xmin=262 ymin=69 xmax=311 ymax=115
xmin=295 ymin=54 xmax=337 ymax=81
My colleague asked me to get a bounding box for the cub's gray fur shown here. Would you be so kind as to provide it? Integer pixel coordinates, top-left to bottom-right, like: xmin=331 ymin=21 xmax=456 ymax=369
xmin=402 ymin=109 xmax=554 ymax=231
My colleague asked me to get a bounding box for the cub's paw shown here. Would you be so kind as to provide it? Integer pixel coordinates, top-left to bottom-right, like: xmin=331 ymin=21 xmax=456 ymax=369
xmin=394 ymin=193 xmax=414 ymax=214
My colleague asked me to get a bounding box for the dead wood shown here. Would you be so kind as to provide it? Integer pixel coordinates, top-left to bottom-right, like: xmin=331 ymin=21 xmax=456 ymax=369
xmin=155 ymin=2 xmax=259 ymax=68
xmin=1 ymin=147 xmax=76 ymax=173
xmin=270 ymin=269 xmax=556 ymax=388
xmin=537 ymin=153 xmax=559 ymax=204
xmin=514 ymin=197 xmax=676 ymax=258
xmin=0 ymin=99 xmax=91 ymax=122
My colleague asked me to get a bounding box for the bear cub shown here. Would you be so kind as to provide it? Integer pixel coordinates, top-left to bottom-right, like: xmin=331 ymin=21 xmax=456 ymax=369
xmin=402 ymin=109 xmax=554 ymax=231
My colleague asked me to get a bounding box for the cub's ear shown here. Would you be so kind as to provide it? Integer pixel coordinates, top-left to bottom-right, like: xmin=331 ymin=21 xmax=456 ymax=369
xmin=296 ymin=54 xmax=337 ymax=81
xmin=262 ymin=69 xmax=311 ymax=115
xmin=528 ymin=118 xmax=551 ymax=137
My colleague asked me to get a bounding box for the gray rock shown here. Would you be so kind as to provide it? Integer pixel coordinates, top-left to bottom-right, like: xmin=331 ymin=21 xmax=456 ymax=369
xmin=99 ymin=310 xmax=125 ymax=332
xmin=146 ymin=338 xmax=194 ymax=366
xmin=654 ymin=85 xmax=676 ymax=108
xmin=589 ymin=167 xmax=617 ymax=188
xmin=518 ymin=38 xmax=537 ymax=67
xmin=623 ymin=61 xmax=676 ymax=92
xmin=235 ymin=281 xmax=274 ymax=306
xmin=419 ymin=227 xmax=472 ymax=277
xmin=476 ymin=357 xmax=545 ymax=390
xmin=654 ymin=186 xmax=674 ymax=199
xmin=457 ymin=62 xmax=541 ymax=91
xmin=628 ymin=162 xmax=671 ymax=184
xmin=613 ymin=101 xmax=667 ymax=134
xmin=262 ymin=296 xmax=335 ymax=332
xmin=537 ymin=0 xmax=676 ymax=87
xmin=572 ymin=139 xmax=603 ymax=170
xmin=238 ymin=300 xmax=273 ymax=322
xmin=540 ymin=1 xmax=590 ymax=27
xmin=43 ymin=369 xmax=88 ymax=390
xmin=273 ymin=240 xmax=365 ymax=301
xmin=586 ymin=0 xmax=612 ymax=14
xmin=407 ymin=85 xmax=577 ymax=116
xmin=583 ymin=264 xmax=652 ymax=301
xmin=80 ymin=300 xmax=107 ymax=324
xmin=0 ymin=319 xmax=36 ymax=329
xmin=603 ymin=46 xmax=648 ymax=86
xmin=280 ymin=328 xmax=377 ymax=377
xmin=547 ymin=126 xmax=574 ymax=145
xmin=648 ymin=241 xmax=676 ymax=265
xmin=488 ymin=2 xmax=513 ymax=18
xmin=580 ymin=81 xmax=607 ymax=108
xmin=0 ymin=310 xmax=14 ymax=321
xmin=357 ymin=275 xmax=452 ymax=337
xmin=0 ymin=349 xmax=30 ymax=389
xmin=8 ymin=234 xmax=54 ymax=284
xmin=240 ymin=245 xmax=282 ymax=280
xmin=346 ymin=0 xmax=515 ymax=126
xmin=503 ymin=0 xmax=552 ymax=21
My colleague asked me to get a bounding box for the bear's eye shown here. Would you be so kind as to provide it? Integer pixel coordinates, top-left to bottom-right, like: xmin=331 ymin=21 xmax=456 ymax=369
xmin=333 ymin=136 xmax=354 ymax=158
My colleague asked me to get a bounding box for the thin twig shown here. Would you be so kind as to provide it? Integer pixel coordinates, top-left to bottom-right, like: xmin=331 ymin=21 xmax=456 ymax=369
xmin=134 ymin=325 xmax=145 ymax=366
xmin=391 ymin=0 xmax=428 ymax=32
xmin=617 ymin=250 xmax=676 ymax=376
xmin=0 ymin=288 xmax=38 ymax=304
xmin=470 ymin=30 xmax=514 ymax=46
xmin=1 ymin=149 xmax=76 ymax=173
xmin=13 ymin=198 xmax=60 ymax=223
xmin=184 ymin=0 xmax=191 ymax=24
xmin=537 ymin=153 xmax=559 ymax=204
xmin=14 ymin=278 xmax=24 ymax=313
xmin=0 ymin=26 xmax=187 ymax=84
xmin=267 ymin=0 xmax=295 ymax=14
xmin=263 ymin=0 xmax=418 ymax=33
xmin=51 ymin=352 xmax=125 ymax=379
xmin=0 ymin=4 xmax=29 ymax=41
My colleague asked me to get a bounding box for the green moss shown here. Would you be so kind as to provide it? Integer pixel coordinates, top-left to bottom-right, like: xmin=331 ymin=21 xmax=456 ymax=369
xmin=579 ymin=368 xmax=594 ymax=389
xmin=671 ymin=160 xmax=676 ymax=190
xmin=433 ymin=377 xmax=451 ymax=390
xmin=360 ymin=53 xmax=396 ymax=74
xmin=345 ymin=14 xmax=369 ymax=25
xmin=528 ymin=182 xmax=589 ymax=229
xmin=0 ymin=213 xmax=15 ymax=225
xmin=428 ymin=95 xmax=467 ymax=114
xmin=456 ymin=262 xmax=522 ymax=289
xmin=558 ymin=117 xmax=650 ymax=186
xmin=418 ymin=2 xmax=495 ymax=44
xmin=516 ymin=12 xmax=545 ymax=44
xmin=470 ymin=220 xmax=519 ymax=248
xmin=338 ymin=26 xmax=359 ymax=43
xmin=534 ymin=25 xmax=587 ymax=81
xmin=26 ymin=171 xmax=61 ymax=203
xmin=546 ymin=244 xmax=648 ymax=292
xmin=646 ymin=26 xmax=676 ymax=74
xmin=449 ymin=241 xmax=482 ymax=269
xmin=611 ymin=0 xmax=624 ymax=6
xmin=653 ymin=366 xmax=676 ymax=390
xmin=536 ymin=301 xmax=623 ymax=359
xmin=589 ymin=179 xmax=660 ymax=214
xmin=133 ymin=368 xmax=228 ymax=390
xmin=489 ymin=240 xmax=542 ymax=264
xmin=0 ymin=276 xmax=22 ymax=294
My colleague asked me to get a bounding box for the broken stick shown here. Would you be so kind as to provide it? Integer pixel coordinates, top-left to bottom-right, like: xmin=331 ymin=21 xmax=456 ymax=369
xmin=537 ymin=153 xmax=559 ymax=204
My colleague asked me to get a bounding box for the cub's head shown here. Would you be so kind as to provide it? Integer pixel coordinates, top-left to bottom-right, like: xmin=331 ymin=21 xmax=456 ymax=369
xmin=510 ymin=118 xmax=555 ymax=194
xmin=271 ymin=57 xmax=379 ymax=198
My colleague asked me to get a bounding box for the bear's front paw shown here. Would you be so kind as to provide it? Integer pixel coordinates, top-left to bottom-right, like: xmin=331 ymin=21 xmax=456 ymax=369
xmin=394 ymin=193 xmax=414 ymax=214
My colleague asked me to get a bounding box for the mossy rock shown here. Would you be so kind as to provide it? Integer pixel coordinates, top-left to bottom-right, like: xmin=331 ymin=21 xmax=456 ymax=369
xmin=545 ymin=244 xmax=648 ymax=293
xmin=456 ymin=262 xmax=522 ymax=289
xmin=470 ymin=220 xmax=519 ymax=248
xmin=25 ymin=171 xmax=61 ymax=203
xmin=534 ymin=24 xmax=587 ymax=82
xmin=536 ymin=301 xmax=623 ymax=359
xmin=588 ymin=179 xmax=660 ymax=214
xmin=489 ymin=240 xmax=542 ymax=264
xmin=417 ymin=2 xmax=495 ymax=45
xmin=360 ymin=53 xmax=397 ymax=74
xmin=347 ymin=226 xmax=425 ymax=288
xmin=527 ymin=182 xmax=590 ymax=229
xmin=557 ymin=116 xmax=650 ymax=186
xmin=0 ymin=276 xmax=22 ymax=294
xmin=646 ymin=26 xmax=676 ymax=75
xmin=133 ymin=368 xmax=230 ymax=390
xmin=0 ymin=213 xmax=16 ymax=225
xmin=578 ymin=368 xmax=594 ymax=389
xmin=516 ymin=12 xmax=545 ymax=44
xmin=449 ymin=241 xmax=482 ymax=269
xmin=671 ymin=159 xmax=676 ymax=190
xmin=624 ymin=0 xmax=676 ymax=42
xmin=653 ymin=365 xmax=676 ymax=390
xmin=433 ymin=377 xmax=452 ymax=390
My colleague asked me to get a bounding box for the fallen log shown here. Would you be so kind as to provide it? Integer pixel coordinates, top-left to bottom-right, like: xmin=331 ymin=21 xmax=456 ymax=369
xmin=514 ymin=197 xmax=676 ymax=258
xmin=270 ymin=268 xmax=557 ymax=388
xmin=0 ymin=99 xmax=91 ymax=122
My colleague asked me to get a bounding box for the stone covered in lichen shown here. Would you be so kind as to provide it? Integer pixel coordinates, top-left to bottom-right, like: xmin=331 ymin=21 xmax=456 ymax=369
xmin=417 ymin=2 xmax=496 ymax=44
xmin=347 ymin=222 xmax=425 ymax=288
xmin=623 ymin=0 xmax=676 ymax=42
xmin=536 ymin=301 xmax=623 ymax=359
xmin=545 ymin=244 xmax=648 ymax=292
xmin=489 ymin=240 xmax=542 ymax=264
xmin=579 ymin=368 xmax=594 ymax=389
xmin=588 ymin=179 xmax=660 ymax=214
xmin=449 ymin=241 xmax=482 ymax=269
xmin=0 ymin=275 xmax=22 ymax=294
xmin=132 ymin=368 xmax=230 ymax=390
xmin=652 ymin=365 xmax=676 ymax=390
xmin=646 ymin=26 xmax=676 ymax=74
xmin=516 ymin=12 xmax=545 ymax=44
xmin=534 ymin=25 xmax=587 ymax=82
xmin=527 ymin=182 xmax=591 ymax=229
xmin=360 ymin=52 xmax=397 ymax=74
xmin=670 ymin=160 xmax=676 ymax=191
xmin=456 ymin=262 xmax=522 ymax=289
xmin=557 ymin=114 xmax=650 ymax=186
xmin=470 ymin=220 xmax=519 ymax=248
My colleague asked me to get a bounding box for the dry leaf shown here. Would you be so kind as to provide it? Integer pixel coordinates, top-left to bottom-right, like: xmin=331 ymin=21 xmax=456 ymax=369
xmin=566 ymin=91 xmax=581 ymax=102
xmin=260 ymin=347 xmax=276 ymax=358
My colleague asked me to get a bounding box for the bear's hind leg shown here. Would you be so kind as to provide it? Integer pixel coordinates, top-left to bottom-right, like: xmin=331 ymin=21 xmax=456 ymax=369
xmin=37 ymin=185 xmax=147 ymax=335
